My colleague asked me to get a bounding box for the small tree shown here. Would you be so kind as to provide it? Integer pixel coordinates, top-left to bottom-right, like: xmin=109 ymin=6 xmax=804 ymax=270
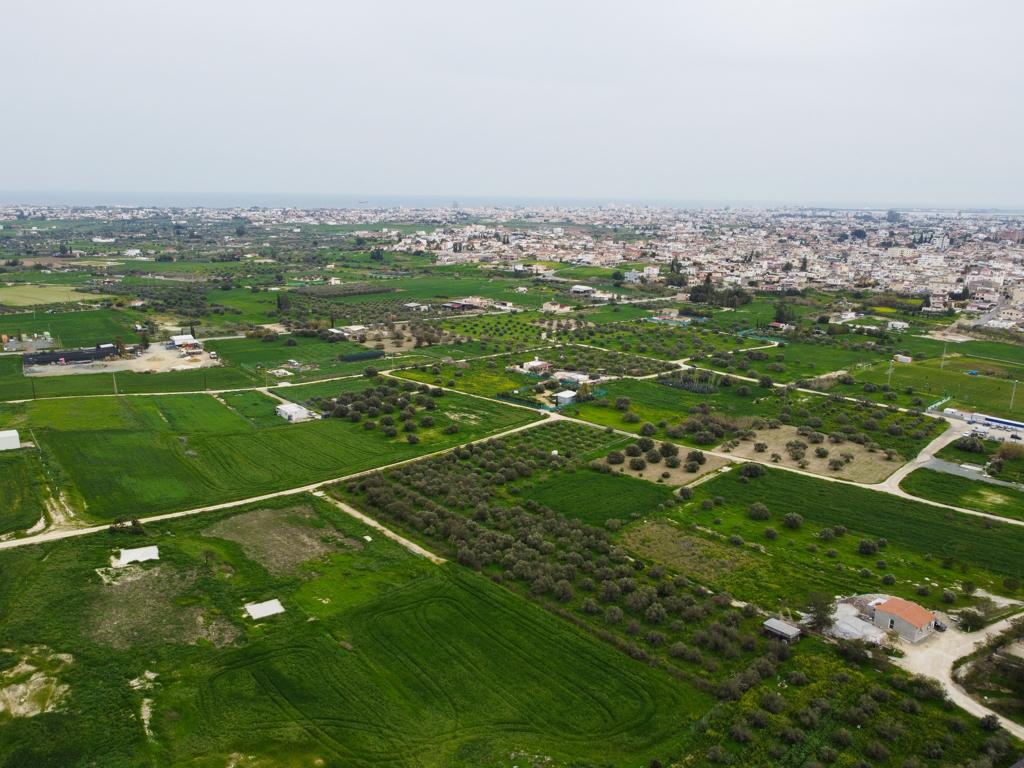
xmin=806 ymin=592 xmax=836 ymax=631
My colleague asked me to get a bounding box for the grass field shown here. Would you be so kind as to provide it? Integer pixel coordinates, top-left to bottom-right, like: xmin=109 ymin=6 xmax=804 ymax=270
xmin=0 ymin=494 xmax=702 ymax=766
xmin=0 ymin=450 xmax=49 ymax=534
xmin=857 ymin=357 xmax=1024 ymax=419
xmin=700 ymin=338 xmax=889 ymax=383
xmin=900 ymin=468 xmax=1024 ymax=521
xmin=660 ymin=468 xmax=1024 ymax=609
xmin=0 ymin=356 xmax=260 ymax=401
xmin=0 ymin=284 xmax=106 ymax=307
xmin=0 ymin=308 xmax=140 ymax=347
xmin=520 ymin=468 xmax=674 ymax=526
xmin=14 ymin=388 xmax=541 ymax=520
xmin=937 ymin=438 xmax=1024 ymax=483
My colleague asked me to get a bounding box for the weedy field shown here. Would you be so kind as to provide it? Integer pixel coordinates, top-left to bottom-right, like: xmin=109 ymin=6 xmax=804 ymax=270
xmin=0 ymin=494 xmax=701 ymax=767
xmin=0 ymin=308 xmax=140 ymax=347
xmin=666 ymin=468 xmax=1024 ymax=609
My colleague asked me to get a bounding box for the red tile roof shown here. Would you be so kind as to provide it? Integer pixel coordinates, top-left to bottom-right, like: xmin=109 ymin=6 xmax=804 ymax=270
xmin=876 ymin=597 xmax=934 ymax=629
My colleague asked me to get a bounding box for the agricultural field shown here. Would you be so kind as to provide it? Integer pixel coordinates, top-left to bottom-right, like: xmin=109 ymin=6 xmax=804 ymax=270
xmin=336 ymin=426 xmax=1017 ymax=767
xmin=661 ymin=468 xmax=1024 ymax=609
xmin=204 ymin=333 xmax=373 ymax=381
xmin=900 ymin=468 xmax=1024 ymax=521
xmin=0 ymin=308 xmax=141 ymax=347
xmin=0 ymin=284 xmax=105 ymax=307
xmin=0 ymin=449 xmax=50 ymax=535
xmin=7 ymin=383 xmax=541 ymax=520
xmin=570 ymin=373 xmax=945 ymax=459
xmin=395 ymin=354 xmax=543 ymax=400
xmin=0 ymin=495 xmax=701 ymax=767
xmin=0 ymin=355 xmax=259 ymax=401
xmin=520 ymin=469 xmax=674 ymax=526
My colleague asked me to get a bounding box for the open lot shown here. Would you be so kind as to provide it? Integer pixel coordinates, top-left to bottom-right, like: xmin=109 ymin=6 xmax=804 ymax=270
xmin=0 ymin=284 xmax=106 ymax=307
xmin=900 ymin=468 xmax=1024 ymax=521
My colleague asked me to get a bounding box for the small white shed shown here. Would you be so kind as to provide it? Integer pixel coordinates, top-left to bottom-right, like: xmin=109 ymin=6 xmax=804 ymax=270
xmin=245 ymin=599 xmax=285 ymax=620
xmin=554 ymin=390 xmax=577 ymax=407
xmin=0 ymin=430 xmax=20 ymax=451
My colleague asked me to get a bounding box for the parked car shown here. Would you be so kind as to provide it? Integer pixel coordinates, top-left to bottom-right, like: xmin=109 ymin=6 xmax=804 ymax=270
xmin=934 ymin=620 xmax=947 ymax=632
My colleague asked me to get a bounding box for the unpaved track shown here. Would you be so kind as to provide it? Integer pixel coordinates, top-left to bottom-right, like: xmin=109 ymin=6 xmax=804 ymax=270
xmin=313 ymin=492 xmax=446 ymax=564
xmin=0 ymin=410 xmax=550 ymax=551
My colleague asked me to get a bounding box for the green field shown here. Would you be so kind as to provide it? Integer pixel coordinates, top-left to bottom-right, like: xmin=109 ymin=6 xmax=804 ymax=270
xmin=900 ymin=468 xmax=1024 ymax=520
xmin=11 ymin=387 xmax=541 ymax=520
xmin=0 ymin=284 xmax=106 ymax=307
xmin=0 ymin=356 xmax=259 ymax=401
xmin=0 ymin=495 xmax=701 ymax=766
xmin=664 ymin=468 xmax=1024 ymax=608
xmin=0 ymin=449 xmax=49 ymax=534
xmin=520 ymin=467 xmax=674 ymax=526
xmin=700 ymin=338 xmax=889 ymax=383
xmin=0 ymin=308 xmax=140 ymax=347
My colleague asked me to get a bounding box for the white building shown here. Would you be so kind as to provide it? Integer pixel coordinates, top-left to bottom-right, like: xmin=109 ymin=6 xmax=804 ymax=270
xmin=0 ymin=430 xmax=20 ymax=451
xmin=276 ymin=403 xmax=315 ymax=423
xmin=554 ymin=390 xmax=577 ymax=406
xmin=871 ymin=597 xmax=935 ymax=643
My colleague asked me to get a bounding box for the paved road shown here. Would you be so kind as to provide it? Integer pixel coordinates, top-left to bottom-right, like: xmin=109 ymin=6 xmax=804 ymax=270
xmin=920 ymin=457 xmax=1023 ymax=489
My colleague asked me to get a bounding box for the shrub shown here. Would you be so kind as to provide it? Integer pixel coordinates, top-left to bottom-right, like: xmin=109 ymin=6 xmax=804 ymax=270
xmin=747 ymin=502 xmax=771 ymax=521
xmin=782 ymin=513 xmax=803 ymax=530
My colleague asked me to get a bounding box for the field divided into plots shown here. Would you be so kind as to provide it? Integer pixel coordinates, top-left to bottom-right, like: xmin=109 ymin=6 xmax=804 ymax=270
xmin=6 ymin=386 xmax=541 ymax=520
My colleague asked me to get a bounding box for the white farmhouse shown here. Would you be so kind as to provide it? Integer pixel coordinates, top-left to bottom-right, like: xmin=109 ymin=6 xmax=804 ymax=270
xmin=276 ymin=402 xmax=315 ymax=423
xmin=871 ymin=597 xmax=935 ymax=643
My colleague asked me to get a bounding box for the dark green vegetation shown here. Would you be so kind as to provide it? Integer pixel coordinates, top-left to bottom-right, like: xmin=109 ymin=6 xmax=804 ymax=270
xmin=900 ymin=468 xmax=1024 ymax=521
xmin=0 ymin=449 xmax=48 ymax=534
xmin=338 ymin=421 xmax=1019 ymax=767
xmin=521 ymin=469 xmax=674 ymax=526
xmin=0 ymin=495 xmax=700 ymax=767
xmin=6 ymin=381 xmax=539 ymax=521
xmin=666 ymin=468 xmax=1024 ymax=608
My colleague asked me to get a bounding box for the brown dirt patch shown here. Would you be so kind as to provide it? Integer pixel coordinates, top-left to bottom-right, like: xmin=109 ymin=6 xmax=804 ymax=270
xmin=724 ymin=424 xmax=902 ymax=483
xmin=88 ymin=566 xmax=239 ymax=650
xmin=0 ymin=646 xmax=72 ymax=718
xmin=203 ymin=505 xmax=361 ymax=576
xmin=620 ymin=519 xmax=758 ymax=582
xmin=599 ymin=453 xmax=731 ymax=487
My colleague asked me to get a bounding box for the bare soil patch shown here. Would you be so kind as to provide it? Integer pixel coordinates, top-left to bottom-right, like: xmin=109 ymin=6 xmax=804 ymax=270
xmin=600 ymin=453 xmax=730 ymax=487
xmin=203 ymin=505 xmax=361 ymax=576
xmin=621 ymin=519 xmax=758 ymax=582
xmin=724 ymin=424 xmax=902 ymax=484
xmin=88 ymin=566 xmax=239 ymax=650
xmin=24 ymin=344 xmax=221 ymax=377
xmin=0 ymin=646 xmax=72 ymax=718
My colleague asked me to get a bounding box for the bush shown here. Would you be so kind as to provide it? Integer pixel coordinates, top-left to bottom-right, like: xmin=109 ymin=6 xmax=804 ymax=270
xmin=739 ymin=463 xmax=764 ymax=479
xmin=782 ymin=513 xmax=803 ymax=530
xmin=747 ymin=502 xmax=771 ymax=521
xmin=629 ymin=457 xmax=647 ymax=471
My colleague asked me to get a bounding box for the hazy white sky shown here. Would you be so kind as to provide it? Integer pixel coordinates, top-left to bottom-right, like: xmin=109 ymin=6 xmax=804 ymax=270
xmin=3 ymin=0 xmax=1022 ymax=207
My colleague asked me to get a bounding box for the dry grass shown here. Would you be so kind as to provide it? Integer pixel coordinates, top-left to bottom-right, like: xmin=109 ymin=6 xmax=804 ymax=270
xmin=88 ymin=566 xmax=239 ymax=650
xmin=203 ymin=506 xmax=361 ymax=576
xmin=620 ymin=519 xmax=759 ymax=583
xmin=725 ymin=424 xmax=901 ymax=483
xmin=600 ymin=453 xmax=730 ymax=487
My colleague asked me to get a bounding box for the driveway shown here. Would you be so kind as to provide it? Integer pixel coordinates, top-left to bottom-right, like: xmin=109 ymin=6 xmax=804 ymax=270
xmin=893 ymin=616 xmax=1024 ymax=740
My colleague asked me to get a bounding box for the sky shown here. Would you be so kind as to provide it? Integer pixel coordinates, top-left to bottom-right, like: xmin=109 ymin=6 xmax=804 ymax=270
xmin=3 ymin=0 xmax=1023 ymax=208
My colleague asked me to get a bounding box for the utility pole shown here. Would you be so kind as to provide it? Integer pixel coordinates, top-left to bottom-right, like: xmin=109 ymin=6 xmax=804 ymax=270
xmin=113 ymin=372 xmax=118 ymax=396
xmin=940 ymin=342 xmax=948 ymax=370
xmin=1012 ymin=379 xmax=1019 ymax=412
xmin=887 ymin=359 xmax=894 ymax=388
